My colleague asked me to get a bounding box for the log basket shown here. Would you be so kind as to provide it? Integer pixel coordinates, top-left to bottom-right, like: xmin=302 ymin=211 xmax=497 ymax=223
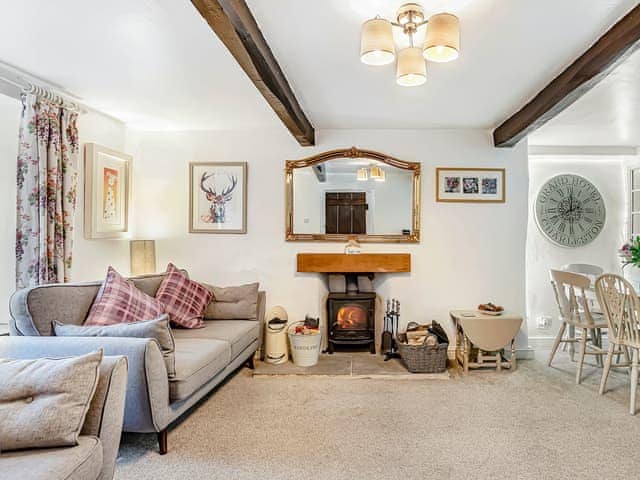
xmin=397 ymin=324 xmax=448 ymax=373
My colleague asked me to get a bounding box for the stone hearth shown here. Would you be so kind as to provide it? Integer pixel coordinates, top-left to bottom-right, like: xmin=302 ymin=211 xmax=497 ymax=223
xmin=252 ymin=352 xmax=451 ymax=379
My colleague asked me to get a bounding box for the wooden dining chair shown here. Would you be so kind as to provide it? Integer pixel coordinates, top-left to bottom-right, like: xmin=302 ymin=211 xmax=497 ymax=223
xmin=548 ymin=269 xmax=607 ymax=384
xmin=559 ymin=264 xmax=605 ymax=357
xmin=595 ymin=274 xmax=640 ymax=415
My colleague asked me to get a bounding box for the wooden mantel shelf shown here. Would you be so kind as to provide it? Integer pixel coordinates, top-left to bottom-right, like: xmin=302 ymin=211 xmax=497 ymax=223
xmin=297 ymin=253 xmax=411 ymax=273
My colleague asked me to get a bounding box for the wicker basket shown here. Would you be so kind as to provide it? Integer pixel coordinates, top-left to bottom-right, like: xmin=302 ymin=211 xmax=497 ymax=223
xmin=397 ymin=333 xmax=448 ymax=373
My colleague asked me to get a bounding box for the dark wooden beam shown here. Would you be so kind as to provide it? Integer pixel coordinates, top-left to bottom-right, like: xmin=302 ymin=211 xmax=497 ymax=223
xmin=493 ymin=4 xmax=640 ymax=148
xmin=190 ymin=0 xmax=315 ymax=146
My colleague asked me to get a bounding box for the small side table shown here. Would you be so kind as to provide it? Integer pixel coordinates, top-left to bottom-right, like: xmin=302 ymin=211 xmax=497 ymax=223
xmin=449 ymin=310 xmax=523 ymax=373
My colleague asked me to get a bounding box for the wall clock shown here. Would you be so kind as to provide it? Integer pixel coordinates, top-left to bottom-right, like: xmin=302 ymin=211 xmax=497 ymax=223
xmin=534 ymin=174 xmax=605 ymax=248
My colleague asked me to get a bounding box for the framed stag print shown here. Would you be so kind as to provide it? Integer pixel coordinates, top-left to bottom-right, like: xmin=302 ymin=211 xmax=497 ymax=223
xmin=189 ymin=162 xmax=247 ymax=234
xmin=84 ymin=143 xmax=131 ymax=239
xmin=436 ymin=167 xmax=505 ymax=203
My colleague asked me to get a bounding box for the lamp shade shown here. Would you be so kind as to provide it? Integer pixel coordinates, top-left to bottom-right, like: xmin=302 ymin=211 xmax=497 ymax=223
xmin=360 ymin=17 xmax=395 ymax=66
xmin=357 ymin=167 xmax=368 ymax=181
xmin=130 ymin=240 xmax=156 ymax=276
xmin=423 ymin=13 xmax=460 ymax=63
xmin=396 ymin=47 xmax=426 ymax=86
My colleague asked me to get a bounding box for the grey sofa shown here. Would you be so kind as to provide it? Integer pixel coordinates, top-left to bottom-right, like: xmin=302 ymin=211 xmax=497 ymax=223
xmin=0 ymin=350 xmax=127 ymax=480
xmin=8 ymin=272 xmax=265 ymax=454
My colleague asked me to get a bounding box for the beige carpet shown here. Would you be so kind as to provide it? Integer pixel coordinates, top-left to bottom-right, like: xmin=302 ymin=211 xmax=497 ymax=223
xmin=115 ymin=353 xmax=640 ymax=480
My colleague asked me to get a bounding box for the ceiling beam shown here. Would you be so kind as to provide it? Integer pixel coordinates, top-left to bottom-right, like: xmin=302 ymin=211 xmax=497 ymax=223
xmin=190 ymin=0 xmax=315 ymax=146
xmin=493 ymin=4 xmax=640 ymax=148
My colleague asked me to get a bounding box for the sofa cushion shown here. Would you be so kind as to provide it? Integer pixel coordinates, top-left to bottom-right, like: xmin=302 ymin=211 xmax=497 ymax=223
xmin=203 ymin=282 xmax=259 ymax=320
xmin=0 ymin=350 xmax=102 ymax=451
xmin=11 ymin=284 xmax=101 ymax=336
xmin=172 ymin=320 xmax=259 ymax=360
xmin=53 ymin=315 xmax=176 ymax=378
xmin=85 ymin=267 xmax=164 ymax=326
xmin=0 ymin=436 xmax=102 ymax=480
xmin=169 ymin=338 xmax=230 ymax=401
xmin=155 ymin=263 xmax=212 ymax=329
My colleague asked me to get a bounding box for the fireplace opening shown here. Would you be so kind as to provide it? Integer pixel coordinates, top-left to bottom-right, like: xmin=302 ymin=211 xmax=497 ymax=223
xmin=327 ymin=292 xmax=376 ymax=354
xmin=337 ymin=305 xmax=367 ymax=330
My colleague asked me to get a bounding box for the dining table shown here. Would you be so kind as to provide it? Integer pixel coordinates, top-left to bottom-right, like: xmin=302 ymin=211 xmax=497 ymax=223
xmin=450 ymin=310 xmax=523 ymax=373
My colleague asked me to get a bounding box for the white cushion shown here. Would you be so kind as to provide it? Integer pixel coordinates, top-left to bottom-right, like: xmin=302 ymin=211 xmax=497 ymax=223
xmin=0 ymin=350 xmax=102 ymax=451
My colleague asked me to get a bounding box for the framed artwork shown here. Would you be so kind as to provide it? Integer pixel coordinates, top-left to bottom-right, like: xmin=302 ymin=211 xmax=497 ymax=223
xmin=189 ymin=162 xmax=247 ymax=234
xmin=436 ymin=167 xmax=505 ymax=203
xmin=84 ymin=143 xmax=131 ymax=239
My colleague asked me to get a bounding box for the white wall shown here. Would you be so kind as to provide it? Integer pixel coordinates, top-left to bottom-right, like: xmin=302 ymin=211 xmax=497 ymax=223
xmin=127 ymin=128 xmax=530 ymax=346
xmin=0 ymin=103 xmax=530 ymax=347
xmin=73 ymin=111 xmax=129 ymax=281
xmin=0 ymin=93 xmax=128 ymax=324
xmin=526 ymin=155 xmax=628 ymax=340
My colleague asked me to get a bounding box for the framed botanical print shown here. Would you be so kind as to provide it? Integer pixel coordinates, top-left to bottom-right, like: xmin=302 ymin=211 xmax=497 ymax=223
xmin=189 ymin=162 xmax=247 ymax=234
xmin=436 ymin=167 xmax=505 ymax=203
xmin=84 ymin=143 xmax=131 ymax=239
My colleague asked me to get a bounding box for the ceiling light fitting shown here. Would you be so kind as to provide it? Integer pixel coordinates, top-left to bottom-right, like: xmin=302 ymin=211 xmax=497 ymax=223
xmin=360 ymin=2 xmax=460 ymax=86
xmin=369 ymin=165 xmax=386 ymax=182
xmin=356 ymin=165 xmax=386 ymax=182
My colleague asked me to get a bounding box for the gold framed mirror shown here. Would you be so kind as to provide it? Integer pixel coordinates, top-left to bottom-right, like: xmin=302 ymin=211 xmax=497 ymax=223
xmin=286 ymin=147 xmax=421 ymax=243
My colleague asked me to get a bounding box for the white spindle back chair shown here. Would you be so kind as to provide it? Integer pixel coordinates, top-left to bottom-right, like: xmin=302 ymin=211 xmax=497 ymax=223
xmin=548 ymin=269 xmax=607 ymax=384
xmin=595 ymin=274 xmax=640 ymax=414
xmin=561 ymin=263 xmax=604 ymax=314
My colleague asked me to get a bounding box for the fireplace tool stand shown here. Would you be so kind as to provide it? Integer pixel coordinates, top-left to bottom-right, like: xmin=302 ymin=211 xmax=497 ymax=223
xmin=383 ymin=299 xmax=401 ymax=361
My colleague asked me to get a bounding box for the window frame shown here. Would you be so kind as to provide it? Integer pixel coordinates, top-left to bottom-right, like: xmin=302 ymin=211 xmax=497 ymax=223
xmin=629 ymin=166 xmax=640 ymax=239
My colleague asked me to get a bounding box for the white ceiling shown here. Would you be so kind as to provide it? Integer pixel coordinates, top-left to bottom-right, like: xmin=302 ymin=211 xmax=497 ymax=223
xmin=0 ymin=0 xmax=637 ymax=133
xmin=0 ymin=0 xmax=278 ymax=130
xmin=247 ymin=0 xmax=639 ymax=130
xmin=530 ymin=48 xmax=640 ymax=147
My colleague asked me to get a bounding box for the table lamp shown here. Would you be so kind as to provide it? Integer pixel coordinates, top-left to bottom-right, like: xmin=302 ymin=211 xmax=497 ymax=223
xmin=130 ymin=240 xmax=156 ymax=276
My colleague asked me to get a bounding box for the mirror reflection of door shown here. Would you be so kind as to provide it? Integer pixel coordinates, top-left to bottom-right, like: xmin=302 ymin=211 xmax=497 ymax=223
xmin=325 ymin=192 xmax=367 ymax=234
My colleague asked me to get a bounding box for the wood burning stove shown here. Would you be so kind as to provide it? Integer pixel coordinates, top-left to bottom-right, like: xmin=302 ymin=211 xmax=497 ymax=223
xmin=327 ymin=292 xmax=376 ymax=354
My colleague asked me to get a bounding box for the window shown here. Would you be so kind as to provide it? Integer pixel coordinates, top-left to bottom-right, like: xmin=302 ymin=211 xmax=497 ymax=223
xmin=630 ymin=167 xmax=640 ymax=239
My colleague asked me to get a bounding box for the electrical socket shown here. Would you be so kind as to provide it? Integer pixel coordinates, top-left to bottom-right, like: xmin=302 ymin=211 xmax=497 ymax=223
xmin=536 ymin=315 xmax=552 ymax=330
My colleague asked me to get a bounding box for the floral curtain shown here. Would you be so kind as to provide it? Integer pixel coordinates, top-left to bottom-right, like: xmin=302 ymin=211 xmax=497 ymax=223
xmin=16 ymin=94 xmax=79 ymax=289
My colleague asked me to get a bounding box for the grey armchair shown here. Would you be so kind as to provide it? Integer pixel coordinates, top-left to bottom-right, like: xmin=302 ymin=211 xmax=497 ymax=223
xmin=0 ymin=344 xmax=128 ymax=480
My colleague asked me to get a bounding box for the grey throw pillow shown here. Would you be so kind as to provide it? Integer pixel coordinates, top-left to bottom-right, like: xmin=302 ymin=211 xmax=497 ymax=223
xmin=54 ymin=314 xmax=176 ymax=378
xmin=203 ymin=282 xmax=259 ymax=320
xmin=0 ymin=350 xmax=103 ymax=451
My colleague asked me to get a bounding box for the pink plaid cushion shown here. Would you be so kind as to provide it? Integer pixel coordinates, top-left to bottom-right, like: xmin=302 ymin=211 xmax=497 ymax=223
xmin=155 ymin=263 xmax=212 ymax=329
xmin=85 ymin=267 xmax=164 ymax=326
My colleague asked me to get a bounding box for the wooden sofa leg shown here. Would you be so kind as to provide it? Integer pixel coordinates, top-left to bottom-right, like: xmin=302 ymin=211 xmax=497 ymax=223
xmin=246 ymin=356 xmax=255 ymax=370
xmin=158 ymin=429 xmax=168 ymax=455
